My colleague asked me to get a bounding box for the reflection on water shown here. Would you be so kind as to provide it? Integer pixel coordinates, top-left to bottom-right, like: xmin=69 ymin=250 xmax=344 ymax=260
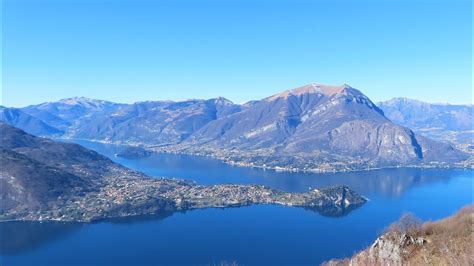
xmin=0 ymin=211 xmax=175 ymax=256
xmin=68 ymin=139 xmax=467 ymax=197
xmin=0 ymin=202 xmax=366 ymax=256
xmin=0 ymin=222 xmax=82 ymax=255
xmin=305 ymin=202 xmax=365 ymax=218
xmin=0 ymin=140 xmax=470 ymax=265
xmin=102 ymin=211 xmax=174 ymax=225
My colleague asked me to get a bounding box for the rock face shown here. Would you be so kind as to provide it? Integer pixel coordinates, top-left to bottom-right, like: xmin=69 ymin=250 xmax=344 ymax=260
xmin=4 ymin=83 xmax=468 ymax=171
xmin=324 ymin=232 xmax=428 ymax=266
xmin=186 ymin=84 xmax=387 ymax=152
xmin=361 ymin=233 xmax=427 ymax=265
xmin=0 ymin=123 xmax=367 ymax=222
xmin=378 ymin=98 xmax=473 ymax=145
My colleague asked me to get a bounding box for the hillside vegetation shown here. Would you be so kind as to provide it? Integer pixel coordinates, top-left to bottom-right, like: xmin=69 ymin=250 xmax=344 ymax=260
xmin=324 ymin=205 xmax=473 ymax=265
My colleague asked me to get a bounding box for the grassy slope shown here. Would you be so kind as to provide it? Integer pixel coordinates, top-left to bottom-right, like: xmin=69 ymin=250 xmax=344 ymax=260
xmin=324 ymin=205 xmax=473 ymax=265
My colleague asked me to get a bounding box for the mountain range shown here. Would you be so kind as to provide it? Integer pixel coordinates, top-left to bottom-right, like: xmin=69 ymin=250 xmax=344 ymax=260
xmin=378 ymin=98 xmax=473 ymax=146
xmin=1 ymin=83 xmax=470 ymax=172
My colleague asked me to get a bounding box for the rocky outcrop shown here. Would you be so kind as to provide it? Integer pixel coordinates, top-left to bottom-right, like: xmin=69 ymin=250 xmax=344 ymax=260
xmin=323 ymin=205 xmax=474 ymax=266
xmin=340 ymin=232 xmax=427 ymax=265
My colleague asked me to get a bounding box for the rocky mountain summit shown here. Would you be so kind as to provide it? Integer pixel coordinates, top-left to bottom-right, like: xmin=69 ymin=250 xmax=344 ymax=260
xmin=0 ymin=123 xmax=367 ymax=222
xmin=175 ymin=83 xmax=467 ymax=171
xmin=2 ymin=83 xmax=469 ymax=172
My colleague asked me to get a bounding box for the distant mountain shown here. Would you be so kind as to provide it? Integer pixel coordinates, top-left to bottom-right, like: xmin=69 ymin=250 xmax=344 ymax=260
xmin=18 ymin=97 xmax=241 ymax=144
xmin=12 ymin=84 xmax=469 ymax=171
xmin=0 ymin=123 xmax=365 ymax=221
xmin=378 ymin=98 xmax=473 ymax=145
xmin=66 ymin=97 xmax=241 ymax=145
xmin=21 ymin=97 xmax=124 ymax=131
xmin=188 ymin=84 xmax=387 ymax=151
xmin=0 ymin=106 xmax=63 ymax=136
xmin=174 ymin=84 xmax=467 ymax=170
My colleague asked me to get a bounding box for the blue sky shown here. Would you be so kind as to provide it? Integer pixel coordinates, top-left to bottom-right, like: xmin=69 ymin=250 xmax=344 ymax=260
xmin=2 ymin=0 xmax=472 ymax=107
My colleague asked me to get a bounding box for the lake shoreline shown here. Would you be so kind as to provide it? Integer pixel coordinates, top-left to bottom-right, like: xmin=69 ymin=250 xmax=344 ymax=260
xmin=58 ymin=138 xmax=473 ymax=174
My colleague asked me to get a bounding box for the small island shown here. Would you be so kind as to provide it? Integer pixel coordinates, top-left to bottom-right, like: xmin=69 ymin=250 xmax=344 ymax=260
xmin=115 ymin=146 xmax=152 ymax=159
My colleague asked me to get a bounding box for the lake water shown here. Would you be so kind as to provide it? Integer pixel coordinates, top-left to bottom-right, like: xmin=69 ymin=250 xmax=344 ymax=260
xmin=1 ymin=140 xmax=472 ymax=265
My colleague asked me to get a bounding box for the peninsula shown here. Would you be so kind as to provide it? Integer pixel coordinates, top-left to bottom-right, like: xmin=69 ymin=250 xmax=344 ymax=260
xmin=0 ymin=123 xmax=367 ymax=222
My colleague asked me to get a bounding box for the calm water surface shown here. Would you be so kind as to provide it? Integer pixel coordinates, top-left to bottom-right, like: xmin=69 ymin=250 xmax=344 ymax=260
xmin=1 ymin=140 xmax=472 ymax=265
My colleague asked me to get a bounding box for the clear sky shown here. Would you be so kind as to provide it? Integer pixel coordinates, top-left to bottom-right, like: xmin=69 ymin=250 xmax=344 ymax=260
xmin=2 ymin=0 xmax=472 ymax=107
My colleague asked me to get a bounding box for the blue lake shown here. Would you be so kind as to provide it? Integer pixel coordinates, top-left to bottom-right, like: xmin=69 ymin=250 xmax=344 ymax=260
xmin=1 ymin=140 xmax=472 ymax=265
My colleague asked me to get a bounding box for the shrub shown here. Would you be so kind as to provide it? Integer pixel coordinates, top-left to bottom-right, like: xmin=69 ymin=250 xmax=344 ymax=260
xmin=386 ymin=212 xmax=423 ymax=236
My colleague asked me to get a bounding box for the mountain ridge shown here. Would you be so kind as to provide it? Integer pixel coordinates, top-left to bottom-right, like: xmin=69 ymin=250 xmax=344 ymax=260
xmin=2 ymin=83 xmax=470 ymax=172
xmin=378 ymin=97 xmax=473 ymax=147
